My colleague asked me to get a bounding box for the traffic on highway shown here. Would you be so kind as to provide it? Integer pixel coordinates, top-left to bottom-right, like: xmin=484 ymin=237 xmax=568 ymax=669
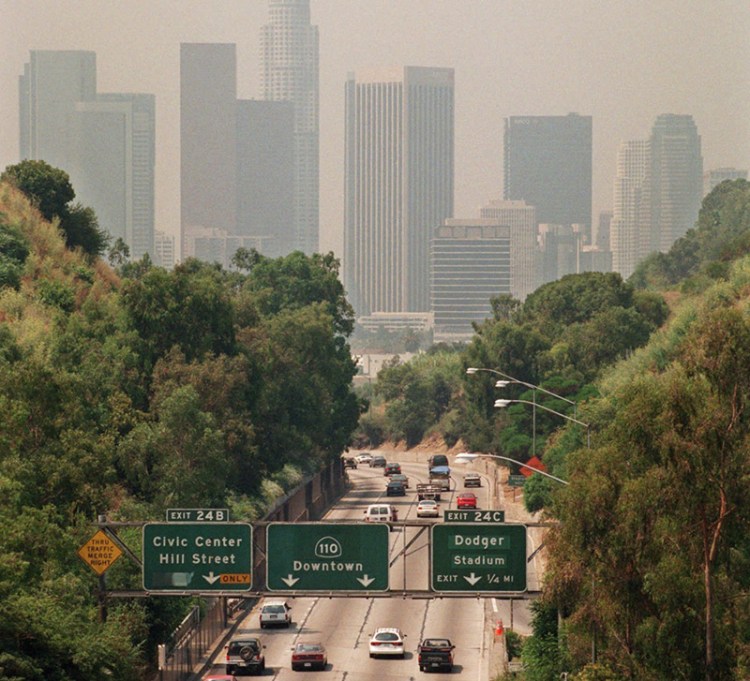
xmin=199 ymin=451 xmax=540 ymax=679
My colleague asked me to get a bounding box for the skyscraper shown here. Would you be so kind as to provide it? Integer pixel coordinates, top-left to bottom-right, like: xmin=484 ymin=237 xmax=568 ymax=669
xmin=432 ymin=220 xmax=511 ymax=341
xmin=236 ymin=99 xmax=295 ymax=258
xmin=180 ymin=43 xmax=237 ymax=256
xmin=504 ymin=113 xmax=593 ymax=239
xmin=261 ymin=0 xmax=319 ymax=255
xmin=609 ymin=115 xmax=703 ymax=279
xmin=649 ymin=114 xmax=703 ymax=253
xmin=19 ymin=51 xmax=155 ymax=259
xmin=180 ymin=42 xmax=297 ymax=266
xmin=479 ymin=199 xmax=537 ymax=300
xmin=19 ymin=50 xmax=96 ymax=169
xmin=344 ymin=66 xmax=454 ymax=316
xmin=611 ymin=140 xmax=651 ymax=278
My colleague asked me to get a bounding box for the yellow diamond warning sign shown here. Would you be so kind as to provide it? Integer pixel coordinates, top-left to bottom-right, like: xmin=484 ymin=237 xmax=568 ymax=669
xmin=78 ymin=530 xmax=123 ymax=575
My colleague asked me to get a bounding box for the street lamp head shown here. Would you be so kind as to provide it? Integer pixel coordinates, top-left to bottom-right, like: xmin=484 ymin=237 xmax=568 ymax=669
xmin=466 ymin=367 xmax=478 ymax=375
xmin=494 ymin=399 xmax=512 ymax=408
xmin=495 ymin=380 xmax=511 ymax=388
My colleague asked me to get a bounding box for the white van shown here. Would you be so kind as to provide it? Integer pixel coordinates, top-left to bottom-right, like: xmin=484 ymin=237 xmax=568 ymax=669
xmin=363 ymin=503 xmax=398 ymax=524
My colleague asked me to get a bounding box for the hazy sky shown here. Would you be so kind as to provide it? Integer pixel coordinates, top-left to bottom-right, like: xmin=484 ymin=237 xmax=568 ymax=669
xmin=2 ymin=0 xmax=749 ymax=255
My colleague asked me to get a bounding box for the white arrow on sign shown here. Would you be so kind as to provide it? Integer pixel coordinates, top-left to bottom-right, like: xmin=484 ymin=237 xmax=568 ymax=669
xmin=281 ymin=574 xmax=300 ymax=587
xmin=203 ymin=571 xmax=221 ymax=584
xmin=463 ymin=572 xmax=482 ymax=586
xmin=357 ymin=574 xmax=375 ymax=587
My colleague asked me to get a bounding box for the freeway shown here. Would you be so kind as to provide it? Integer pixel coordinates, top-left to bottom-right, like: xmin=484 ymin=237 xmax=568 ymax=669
xmin=200 ymin=451 xmax=543 ymax=679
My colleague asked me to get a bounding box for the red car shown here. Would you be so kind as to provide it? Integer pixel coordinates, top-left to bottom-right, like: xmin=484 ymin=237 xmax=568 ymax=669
xmin=291 ymin=642 xmax=327 ymax=671
xmin=456 ymin=492 xmax=477 ymax=509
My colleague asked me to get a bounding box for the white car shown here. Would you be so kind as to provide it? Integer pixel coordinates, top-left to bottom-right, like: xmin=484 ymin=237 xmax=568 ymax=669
xmin=355 ymin=452 xmax=373 ymax=464
xmin=259 ymin=601 xmax=291 ymax=628
xmin=464 ymin=472 xmax=481 ymax=488
xmin=417 ymin=500 xmax=439 ymax=518
xmin=369 ymin=628 xmax=406 ymax=658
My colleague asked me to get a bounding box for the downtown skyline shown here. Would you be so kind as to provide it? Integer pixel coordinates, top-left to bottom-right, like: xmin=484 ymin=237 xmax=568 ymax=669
xmin=1 ymin=0 xmax=748 ymax=258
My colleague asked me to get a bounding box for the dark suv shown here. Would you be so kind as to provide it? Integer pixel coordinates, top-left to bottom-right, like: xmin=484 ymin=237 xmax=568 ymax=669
xmin=343 ymin=457 xmax=357 ymax=469
xmin=370 ymin=455 xmax=387 ymax=468
xmin=225 ymin=637 xmax=265 ymax=675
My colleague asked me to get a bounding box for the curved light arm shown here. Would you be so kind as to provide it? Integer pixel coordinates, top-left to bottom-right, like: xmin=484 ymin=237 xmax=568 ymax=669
xmin=467 ymin=366 xmax=576 ymax=407
xmin=495 ymin=399 xmax=591 ymax=448
xmin=456 ymin=452 xmax=569 ymax=486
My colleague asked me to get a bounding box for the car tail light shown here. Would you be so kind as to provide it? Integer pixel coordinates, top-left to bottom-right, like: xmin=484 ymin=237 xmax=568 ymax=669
xmin=371 ymin=641 xmax=381 ymax=646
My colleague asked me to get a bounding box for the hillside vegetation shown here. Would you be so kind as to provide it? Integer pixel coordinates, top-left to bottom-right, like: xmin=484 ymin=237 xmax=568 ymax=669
xmin=0 ymin=172 xmax=361 ymax=680
xmin=362 ymin=179 xmax=750 ymax=680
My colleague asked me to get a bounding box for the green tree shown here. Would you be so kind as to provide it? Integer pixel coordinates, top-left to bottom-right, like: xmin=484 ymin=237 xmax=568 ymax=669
xmin=2 ymin=160 xmax=108 ymax=256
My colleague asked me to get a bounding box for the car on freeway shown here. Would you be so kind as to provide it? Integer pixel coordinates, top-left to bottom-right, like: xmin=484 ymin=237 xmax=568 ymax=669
xmin=259 ymin=600 xmax=292 ymax=628
xmin=343 ymin=456 xmax=358 ymax=469
xmin=370 ymin=455 xmax=387 ymax=468
xmin=464 ymin=472 xmax=481 ymax=487
xmin=416 ymin=499 xmax=439 ymax=518
xmin=389 ymin=473 xmax=410 ymax=488
xmin=291 ymin=642 xmax=327 ymax=671
xmin=386 ymin=479 xmax=406 ymax=496
xmin=384 ymin=462 xmax=402 ymax=476
xmin=456 ymin=492 xmax=477 ymax=509
xmin=224 ymin=637 xmax=266 ymax=675
xmin=355 ymin=452 xmax=373 ymax=464
xmin=364 ymin=503 xmax=398 ymax=524
xmin=369 ymin=628 xmax=406 ymax=658
xmin=417 ymin=638 xmax=455 ymax=672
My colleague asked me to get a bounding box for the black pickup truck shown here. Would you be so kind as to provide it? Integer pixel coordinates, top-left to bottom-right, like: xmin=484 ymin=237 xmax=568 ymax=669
xmin=417 ymin=637 xmax=455 ymax=672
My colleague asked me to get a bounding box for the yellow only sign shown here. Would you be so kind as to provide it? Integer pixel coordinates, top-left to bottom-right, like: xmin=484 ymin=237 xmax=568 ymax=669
xmin=78 ymin=530 xmax=123 ymax=575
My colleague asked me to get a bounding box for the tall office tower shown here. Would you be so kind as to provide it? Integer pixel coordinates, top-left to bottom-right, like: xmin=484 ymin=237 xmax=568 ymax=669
xmin=261 ymin=0 xmax=319 ymax=254
xmin=503 ymin=113 xmax=593 ymax=240
xmin=538 ymin=223 xmax=586 ymax=284
xmin=19 ymin=51 xmax=155 ymax=259
xmin=432 ymin=220 xmax=510 ymax=341
xmin=154 ymin=230 xmax=176 ymax=269
xmin=236 ymin=100 xmax=295 ymax=258
xmin=597 ymin=210 xmax=613 ymax=253
xmin=649 ymin=114 xmax=702 ymax=253
xmin=19 ymin=50 xmax=97 ymax=168
xmin=180 ymin=43 xmax=237 ymax=258
xmin=344 ymin=66 xmax=455 ymax=316
xmin=478 ymin=199 xmax=537 ymax=300
xmin=69 ymin=94 xmax=155 ymax=259
xmin=703 ymin=167 xmax=748 ymax=197
xmin=610 ymin=140 xmax=651 ymax=278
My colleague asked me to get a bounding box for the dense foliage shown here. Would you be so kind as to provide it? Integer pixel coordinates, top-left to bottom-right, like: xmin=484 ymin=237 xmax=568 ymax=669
xmin=369 ymin=180 xmax=750 ymax=679
xmin=0 ymin=178 xmax=360 ymax=679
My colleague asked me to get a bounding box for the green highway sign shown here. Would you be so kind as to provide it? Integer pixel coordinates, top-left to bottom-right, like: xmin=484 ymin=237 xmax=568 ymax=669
xmin=431 ymin=523 xmax=527 ymax=593
xmin=143 ymin=523 xmax=252 ymax=592
xmin=266 ymin=523 xmax=389 ymax=592
xmin=444 ymin=509 xmax=505 ymax=523
xmin=508 ymin=474 xmax=527 ymax=487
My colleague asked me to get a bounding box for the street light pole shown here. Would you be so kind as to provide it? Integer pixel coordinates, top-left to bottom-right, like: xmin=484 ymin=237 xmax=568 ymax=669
xmin=495 ymin=399 xmax=591 ymax=449
xmin=455 ymin=452 xmax=569 ymax=486
xmin=496 ymin=380 xmax=537 ymax=458
xmin=467 ymin=366 xmax=578 ymax=418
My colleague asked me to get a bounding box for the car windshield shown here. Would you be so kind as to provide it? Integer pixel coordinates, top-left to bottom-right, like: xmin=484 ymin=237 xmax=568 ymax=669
xmin=423 ymin=639 xmax=451 ymax=647
xmin=375 ymin=632 xmax=401 ymax=641
xmin=264 ymin=604 xmax=286 ymax=613
xmin=420 ymin=501 xmax=436 ymax=507
xmin=295 ymin=643 xmax=322 ymax=652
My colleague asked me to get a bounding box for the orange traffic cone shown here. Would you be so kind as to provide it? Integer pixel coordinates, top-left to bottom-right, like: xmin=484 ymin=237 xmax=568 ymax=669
xmin=495 ymin=620 xmax=504 ymax=636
